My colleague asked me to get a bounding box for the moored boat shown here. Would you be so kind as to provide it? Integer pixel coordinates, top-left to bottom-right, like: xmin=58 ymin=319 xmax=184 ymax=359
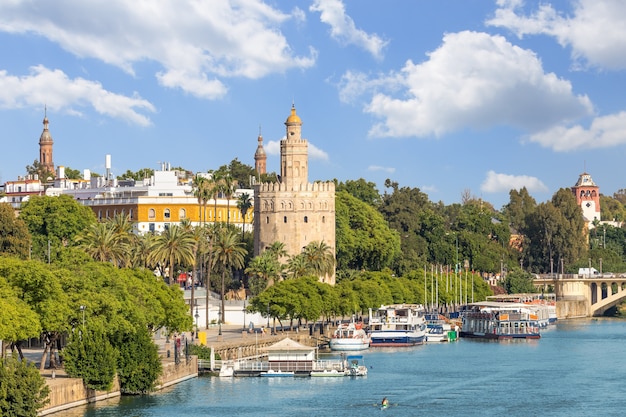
xmin=460 ymin=302 xmax=541 ymax=340
xmin=329 ymin=321 xmax=371 ymax=351
xmin=344 ymin=355 xmax=368 ymax=376
xmin=368 ymin=304 xmax=427 ymax=347
xmin=424 ymin=313 xmax=458 ymax=342
xmin=259 ymin=369 xmax=295 ymax=377
xmin=310 ymin=369 xmax=346 ymax=377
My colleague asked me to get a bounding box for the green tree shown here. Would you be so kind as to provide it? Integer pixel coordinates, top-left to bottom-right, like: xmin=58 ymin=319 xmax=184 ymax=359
xmin=0 ymin=277 xmax=41 ymax=359
xmin=63 ymin=327 xmax=118 ymax=391
xmin=19 ymin=195 xmax=96 ymax=263
xmin=212 ymin=229 xmax=247 ymax=322
xmin=117 ymin=168 xmax=154 ymax=181
xmin=148 ymin=225 xmax=196 ymax=286
xmin=245 ymin=252 xmax=282 ymax=292
xmin=216 ymin=158 xmax=257 ymax=188
xmin=335 ymin=191 xmax=401 ymax=272
xmin=302 ymin=241 xmax=335 ymax=279
xmin=236 ymin=192 xmax=253 ymax=238
xmin=0 ymin=203 xmax=31 ymax=259
xmin=0 ymin=356 xmax=50 ymax=417
xmin=63 ymin=166 xmax=82 ymax=179
xmin=75 ymin=222 xmax=129 ymax=266
xmin=112 ymin=327 xmax=162 ymax=394
xmin=335 ymin=178 xmax=381 ymax=206
xmin=0 ymin=258 xmax=71 ymax=370
xmin=25 ymin=159 xmax=54 ymax=182
xmin=501 ymin=269 xmax=537 ymax=294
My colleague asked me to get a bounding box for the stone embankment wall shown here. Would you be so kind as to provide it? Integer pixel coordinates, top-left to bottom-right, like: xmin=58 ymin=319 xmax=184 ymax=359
xmin=38 ymin=356 xmax=198 ymax=416
xmin=38 ymin=376 xmax=120 ymax=416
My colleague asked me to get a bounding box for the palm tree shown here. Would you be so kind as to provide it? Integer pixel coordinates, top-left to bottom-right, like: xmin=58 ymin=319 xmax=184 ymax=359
xmin=223 ymin=173 xmax=238 ymax=225
xmin=208 ymin=170 xmax=224 ymax=224
xmin=285 ymin=253 xmax=310 ymax=279
xmin=302 ymin=241 xmax=336 ymax=280
xmin=192 ymin=174 xmax=210 ymax=224
xmin=202 ymin=223 xmax=219 ymax=328
xmin=148 ymin=225 xmax=196 ymax=286
xmin=130 ymin=232 xmax=155 ymax=269
xmin=180 ymin=218 xmax=203 ymax=315
xmin=211 ymin=228 xmax=247 ymax=327
xmin=76 ymin=222 xmax=128 ymax=266
xmin=236 ymin=192 xmax=252 ymax=238
xmin=266 ymin=241 xmax=288 ymax=261
xmin=245 ymin=252 xmax=282 ymax=289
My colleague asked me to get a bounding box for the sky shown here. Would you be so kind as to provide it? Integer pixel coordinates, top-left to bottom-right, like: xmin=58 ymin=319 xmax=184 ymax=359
xmin=1 ymin=0 xmax=626 ymax=210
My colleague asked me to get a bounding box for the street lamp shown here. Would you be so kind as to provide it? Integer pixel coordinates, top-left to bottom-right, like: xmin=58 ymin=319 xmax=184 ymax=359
xmin=242 ymin=300 xmax=247 ymax=331
xmin=194 ymin=307 xmax=200 ymax=340
xmin=79 ymin=305 xmax=86 ymax=330
xmin=267 ymin=303 xmax=270 ymax=328
xmin=218 ymin=311 xmax=222 ymax=336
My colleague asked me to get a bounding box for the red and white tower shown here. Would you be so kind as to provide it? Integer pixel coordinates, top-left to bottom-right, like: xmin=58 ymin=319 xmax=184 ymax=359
xmin=571 ymin=172 xmax=600 ymax=223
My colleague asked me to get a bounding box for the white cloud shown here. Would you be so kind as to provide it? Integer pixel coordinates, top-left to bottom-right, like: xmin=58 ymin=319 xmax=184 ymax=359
xmin=528 ymin=111 xmax=626 ymax=151
xmin=367 ymin=165 xmax=395 ymax=174
xmin=308 ymin=142 xmax=329 ymax=161
xmin=340 ymin=31 xmax=592 ymax=138
xmin=0 ymin=66 xmax=155 ymax=126
xmin=310 ymin=0 xmax=388 ymax=60
xmin=265 ymin=139 xmax=328 ymax=161
xmin=487 ymin=0 xmax=626 ymax=70
xmin=0 ymin=0 xmax=316 ymax=99
xmin=265 ymin=140 xmax=281 ymax=156
xmin=481 ymin=170 xmax=548 ymax=193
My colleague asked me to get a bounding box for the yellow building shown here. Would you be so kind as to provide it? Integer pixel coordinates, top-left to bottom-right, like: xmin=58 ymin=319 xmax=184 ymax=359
xmin=49 ymin=168 xmax=253 ymax=234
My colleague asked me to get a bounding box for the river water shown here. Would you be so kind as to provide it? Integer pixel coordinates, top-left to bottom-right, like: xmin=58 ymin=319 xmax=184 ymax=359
xmin=70 ymin=319 xmax=625 ymax=417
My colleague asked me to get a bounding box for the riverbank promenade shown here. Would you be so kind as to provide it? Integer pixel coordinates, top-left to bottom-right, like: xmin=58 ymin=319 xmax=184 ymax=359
xmin=11 ymin=324 xmax=311 ymax=415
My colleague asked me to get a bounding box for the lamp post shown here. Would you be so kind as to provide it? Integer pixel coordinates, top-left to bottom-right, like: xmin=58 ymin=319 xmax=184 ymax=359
xmin=267 ymin=303 xmax=270 ymax=328
xmin=242 ymin=300 xmax=247 ymax=331
xmin=218 ymin=311 xmax=222 ymax=336
xmin=79 ymin=305 xmax=86 ymax=330
xmin=194 ymin=307 xmax=200 ymax=340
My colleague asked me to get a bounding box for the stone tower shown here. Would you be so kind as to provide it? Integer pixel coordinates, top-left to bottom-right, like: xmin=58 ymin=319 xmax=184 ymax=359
xmin=253 ymin=105 xmax=336 ymax=284
xmin=571 ymin=172 xmax=600 ymax=223
xmin=254 ymin=129 xmax=267 ymax=176
xmin=39 ymin=109 xmax=54 ymax=176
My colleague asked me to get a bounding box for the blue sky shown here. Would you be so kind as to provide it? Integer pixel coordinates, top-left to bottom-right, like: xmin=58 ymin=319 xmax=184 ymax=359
xmin=1 ymin=0 xmax=626 ymax=210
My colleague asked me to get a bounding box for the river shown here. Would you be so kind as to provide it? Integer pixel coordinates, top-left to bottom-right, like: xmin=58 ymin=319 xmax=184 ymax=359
xmin=67 ymin=318 xmax=625 ymax=417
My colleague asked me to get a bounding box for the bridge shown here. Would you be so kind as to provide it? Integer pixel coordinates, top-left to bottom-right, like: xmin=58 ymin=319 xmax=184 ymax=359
xmin=533 ymin=274 xmax=626 ymax=318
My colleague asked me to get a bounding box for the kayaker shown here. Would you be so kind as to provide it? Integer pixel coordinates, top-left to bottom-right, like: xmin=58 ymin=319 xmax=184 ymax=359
xmin=381 ymin=397 xmax=389 ymax=408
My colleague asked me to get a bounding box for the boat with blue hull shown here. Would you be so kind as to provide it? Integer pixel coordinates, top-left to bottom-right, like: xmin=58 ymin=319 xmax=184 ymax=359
xmin=368 ymin=304 xmax=427 ymax=347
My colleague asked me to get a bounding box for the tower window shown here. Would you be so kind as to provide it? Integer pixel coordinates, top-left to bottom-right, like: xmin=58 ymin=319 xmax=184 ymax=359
xmin=304 ymin=216 xmax=308 ymax=223
xmin=284 ymin=216 xmax=287 ymax=223
xmin=266 ymin=216 xmax=269 ymax=224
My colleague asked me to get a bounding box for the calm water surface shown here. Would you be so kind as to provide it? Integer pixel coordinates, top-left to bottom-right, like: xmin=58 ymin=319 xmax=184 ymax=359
xmin=71 ymin=319 xmax=625 ymax=417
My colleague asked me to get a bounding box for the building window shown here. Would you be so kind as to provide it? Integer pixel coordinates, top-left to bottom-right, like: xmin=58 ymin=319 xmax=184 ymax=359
xmin=129 ymin=209 xmax=133 ymax=219
xmin=284 ymin=216 xmax=287 ymax=223
xmin=304 ymin=216 xmax=308 ymax=223
xmin=148 ymin=208 xmax=156 ymax=219
xmin=322 ymin=216 xmax=325 ymax=223
xmin=164 ymin=223 xmax=170 ymax=230
xmin=164 ymin=208 xmax=171 ymax=219
xmin=149 ymin=223 xmax=155 ymax=232
xmin=98 ymin=210 xmax=102 ymax=220
xmin=106 ymin=209 xmax=110 ymax=219
xmin=266 ymin=216 xmax=269 ymax=224
xmin=179 ymin=208 xmax=186 ymax=219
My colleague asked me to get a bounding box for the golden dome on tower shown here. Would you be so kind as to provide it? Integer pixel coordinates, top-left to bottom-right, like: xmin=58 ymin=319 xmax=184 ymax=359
xmin=285 ymin=104 xmax=302 ymax=125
